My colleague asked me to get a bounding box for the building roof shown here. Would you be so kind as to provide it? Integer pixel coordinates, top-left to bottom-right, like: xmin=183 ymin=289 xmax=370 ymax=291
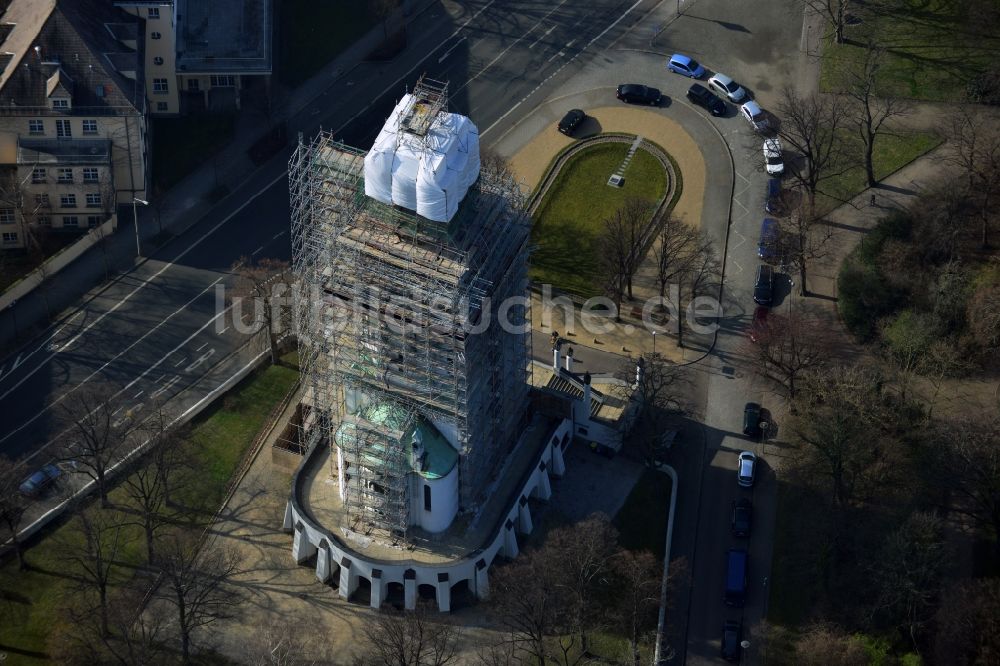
xmin=175 ymin=0 xmax=272 ymax=74
xmin=0 ymin=0 xmax=143 ymax=115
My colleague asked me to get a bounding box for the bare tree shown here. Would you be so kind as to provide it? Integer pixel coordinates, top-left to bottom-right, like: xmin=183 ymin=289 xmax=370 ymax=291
xmin=0 ymin=457 xmax=29 ymax=569
xmin=933 ymin=578 xmax=1000 ymax=666
xmin=846 ymin=42 xmax=909 ymax=187
xmin=948 ymin=109 xmax=1000 ymax=248
xmin=799 ymin=0 xmax=852 ymax=44
xmin=654 ymin=216 xmax=698 ymax=299
xmin=775 ymin=87 xmax=851 ymax=212
xmin=57 ymin=507 xmax=130 ymax=637
xmin=779 ymin=204 xmax=834 ymax=296
xmin=967 ymin=278 xmax=1000 ymax=353
xmin=617 ymin=353 xmax=689 ymax=464
xmin=59 ymin=388 xmax=136 ymax=508
xmin=231 ymin=256 xmax=293 ymax=365
xmin=246 ymin=619 xmax=325 ymax=666
xmin=743 ymin=312 xmax=829 ymax=399
xmin=609 ymin=549 xmax=662 ymax=666
xmin=356 ymin=605 xmax=460 ymax=666
xmin=371 ymin=0 xmax=400 ymax=44
xmin=793 ymin=623 xmax=869 ymax=666
xmin=677 ymin=238 xmax=720 ymax=347
xmin=156 ymin=535 xmax=242 ymax=664
xmin=597 ymin=199 xmax=651 ymax=317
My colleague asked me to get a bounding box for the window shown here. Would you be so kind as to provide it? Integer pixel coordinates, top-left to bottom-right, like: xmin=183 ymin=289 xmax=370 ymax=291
xmin=62 ymin=216 xmax=79 ymax=228
xmin=148 ymin=7 xmax=160 ymax=18
xmin=86 ymin=193 xmax=102 ymax=208
xmin=60 ymin=194 xmax=77 ymax=208
xmin=52 ymin=98 xmax=69 ymax=109
xmin=210 ymin=75 xmax=235 ymax=87
xmin=28 ymin=119 xmax=43 ymax=135
xmin=153 ymin=78 xmax=168 ymax=94
xmin=31 ymin=168 xmax=46 ymax=183
xmin=187 ymin=78 xmax=200 ymax=91
xmin=423 ymin=485 xmax=432 ymax=511
xmin=151 ymin=31 xmax=162 ymax=39
xmin=1 ymin=232 xmax=17 ymax=245
xmin=82 ymin=167 xmax=99 ymax=183
xmin=57 ymin=168 xmax=73 ymax=183
xmin=0 ymin=208 xmax=14 ymax=224
xmin=153 ymin=56 xmax=164 ymax=65
xmin=38 ymin=216 xmax=51 ymax=227
xmin=87 ymin=216 xmax=101 ymax=228
xmin=56 ymin=119 xmax=71 ymax=137
xmin=82 ymin=119 xmax=97 ymax=134
xmin=34 ymin=194 xmax=49 ymax=207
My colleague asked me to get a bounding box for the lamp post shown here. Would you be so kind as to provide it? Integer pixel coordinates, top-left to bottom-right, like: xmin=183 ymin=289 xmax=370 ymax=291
xmin=132 ymin=197 xmax=148 ymax=257
xmin=652 ymin=330 xmax=657 ymax=356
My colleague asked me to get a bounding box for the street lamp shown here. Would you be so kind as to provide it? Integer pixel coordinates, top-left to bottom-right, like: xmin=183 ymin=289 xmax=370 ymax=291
xmin=132 ymin=197 xmax=149 ymax=257
xmin=652 ymin=330 xmax=657 ymax=356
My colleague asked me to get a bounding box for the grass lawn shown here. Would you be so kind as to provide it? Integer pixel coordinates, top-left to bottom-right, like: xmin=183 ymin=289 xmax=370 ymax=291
xmin=151 ymin=113 xmax=236 ymax=193
xmin=278 ymin=0 xmax=376 ymax=87
xmin=0 ymin=354 xmax=299 ymax=663
xmin=816 ymin=130 xmax=942 ymax=214
xmin=531 ymin=143 xmax=669 ymax=297
xmin=613 ymin=467 xmax=673 ymax=561
xmin=818 ymin=0 xmax=1000 ymax=101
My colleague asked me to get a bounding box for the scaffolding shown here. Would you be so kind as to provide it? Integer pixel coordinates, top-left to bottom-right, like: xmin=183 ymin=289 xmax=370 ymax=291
xmin=288 ymin=100 xmax=530 ymax=541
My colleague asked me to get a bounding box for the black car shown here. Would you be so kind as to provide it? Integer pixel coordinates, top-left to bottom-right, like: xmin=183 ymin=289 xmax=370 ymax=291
xmin=617 ymin=83 xmax=661 ymax=105
xmin=721 ymin=620 xmax=743 ymax=662
xmin=753 ymin=264 xmax=774 ymax=306
xmin=732 ymin=498 xmax=753 ymax=537
xmin=686 ymin=83 xmax=726 ymax=116
xmin=765 ymin=177 xmax=784 ymax=215
xmin=743 ymin=402 xmax=762 ymax=437
xmin=558 ymin=109 xmax=586 ymax=135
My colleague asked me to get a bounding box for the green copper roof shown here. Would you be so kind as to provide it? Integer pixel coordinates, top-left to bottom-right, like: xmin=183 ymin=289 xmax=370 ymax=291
xmin=407 ymin=417 xmax=458 ymax=480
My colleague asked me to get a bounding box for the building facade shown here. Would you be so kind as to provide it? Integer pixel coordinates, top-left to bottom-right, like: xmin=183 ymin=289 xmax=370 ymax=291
xmin=115 ymin=0 xmax=272 ymax=115
xmin=0 ymin=0 xmax=147 ymax=250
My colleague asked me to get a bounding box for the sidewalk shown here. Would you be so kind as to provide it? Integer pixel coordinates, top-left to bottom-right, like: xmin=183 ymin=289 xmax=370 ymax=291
xmin=0 ymin=0 xmax=447 ymax=355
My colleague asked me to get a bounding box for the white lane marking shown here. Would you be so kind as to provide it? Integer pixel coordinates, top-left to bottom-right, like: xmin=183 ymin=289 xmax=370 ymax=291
xmin=272 ymin=230 xmax=286 ymax=240
xmin=547 ymin=50 xmax=564 ymax=63
xmin=217 ymin=326 xmax=230 ymax=335
xmin=173 ymin=356 xmax=186 ymax=367
xmin=251 ymin=245 xmax=264 ymax=256
xmin=111 ymin=406 xmax=123 ymax=416
xmin=186 ymin=348 xmax=216 ymax=373
xmin=0 ymin=278 xmax=232 ymax=445
xmin=453 ymin=0 xmax=572 ymax=96
xmin=133 ymin=390 xmax=144 ymax=399
xmin=482 ymin=0 xmax=644 ymax=137
xmin=527 ymin=24 xmax=554 ymax=50
xmin=196 ymin=342 xmax=208 ymax=352
xmin=151 ymin=375 xmax=181 ymax=399
xmin=437 ymin=35 xmax=467 ymax=63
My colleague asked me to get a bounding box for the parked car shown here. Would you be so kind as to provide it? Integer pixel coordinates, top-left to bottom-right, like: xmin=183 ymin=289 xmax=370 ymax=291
xmin=732 ymin=498 xmax=753 ymax=537
xmin=19 ymin=463 xmax=62 ymax=497
xmin=558 ymin=109 xmax=586 ymax=135
xmin=666 ymin=53 xmax=705 ymax=78
xmin=741 ymin=100 xmax=769 ymax=133
xmin=721 ymin=619 xmax=743 ymax=661
xmin=616 ymin=83 xmax=661 ymax=105
xmin=707 ymin=73 xmax=747 ymax=103
xmin=748 ymin=305 xmax=770 ymax=343
xmin=763 ymin=138 xmax=784 ymax=175
xmin=737 ymin=450 xmax=757 ymax=487
xmin=724 ymin=548 xmax=750 ymax=606
xmin=758 ymin=217 xmax=780 ymax=262
xmin=686 ymin=83 xmax=726 ymax=116
xmin=753 ymin=264 xmax=774 ymax=306
xmin=743 ymin=403 xmax=762 ymax=437
xmin=765 ymin=177 xmax=784 ymax=215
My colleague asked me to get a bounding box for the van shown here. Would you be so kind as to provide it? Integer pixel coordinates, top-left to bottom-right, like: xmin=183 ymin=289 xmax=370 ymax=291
xmin=724 ymin=548 xmax=749 ymax=607
xmin=757 ymin=218 xmax=779 ymax=262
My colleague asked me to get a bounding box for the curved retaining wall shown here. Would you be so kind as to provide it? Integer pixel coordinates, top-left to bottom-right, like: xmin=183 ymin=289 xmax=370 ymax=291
xmin=283 ymin=417 xmax=573 ymax=611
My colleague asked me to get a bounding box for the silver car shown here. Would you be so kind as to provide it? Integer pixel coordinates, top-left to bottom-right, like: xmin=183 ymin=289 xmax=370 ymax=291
xmin=708 ymin=73 xmax=747 ymax=103
xmin=737 ymin=451 xmax=757 ymax=487
xmin=741 ymin=101 xmax=769 ymax=133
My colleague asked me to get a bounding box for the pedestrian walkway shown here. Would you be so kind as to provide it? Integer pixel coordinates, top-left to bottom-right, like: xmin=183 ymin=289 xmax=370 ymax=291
xmin=0 ymin=0 xmax=445 ymax=354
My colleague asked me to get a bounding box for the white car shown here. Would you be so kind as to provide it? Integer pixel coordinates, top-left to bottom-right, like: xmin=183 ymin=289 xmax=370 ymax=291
xmin=763 ymin=138 xmax=784 ymax=175
xmin=707 ymin=73 xmax=747 ymax=103
xmin=737 ymin=451 xmax=757 ymax=487
xmin=740 ymin=101 xmax=769 ymax=133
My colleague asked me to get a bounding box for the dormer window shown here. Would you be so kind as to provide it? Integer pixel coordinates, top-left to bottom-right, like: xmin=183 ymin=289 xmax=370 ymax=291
xmin=52 ymin=98 xmax=70 ymax=109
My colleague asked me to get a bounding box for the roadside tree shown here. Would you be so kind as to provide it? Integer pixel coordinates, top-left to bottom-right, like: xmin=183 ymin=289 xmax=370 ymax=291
xmin=231 ymin=256 xmax=293 ymax=365
xmin=846 ymin=41 xmax=909 ymax=187
xmin=799 ymin=0 xmax=852 ymax=44
xmin=0 ymin=457 xmax=28 ymax=569
xmin=744 ymin=312 xmax=829 ymax=399
xmin=616 ymin=353 xmax=689 ymax=464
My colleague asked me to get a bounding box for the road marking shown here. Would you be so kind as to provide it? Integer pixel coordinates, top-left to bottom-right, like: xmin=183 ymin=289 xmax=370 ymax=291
xmin=528 ymin=25 xmax=555 ymax=50
xmin=111 ymin=406 xmax=123 ymax=416
xmin=482 ymin=0 xmax=644 ymax=137
xmin=251 ymin=245 xmax=264 ymax=256
xmin=272 ymin=230 xmax=286 ymax=240
xmin=217 ymin=326 xmax=230 ymax=335
xmin=196 ymin=342 xmax=208 ymax=352
xmin=151 ymin=375 xmax=181 ymax=399
xmin=173 ymin=356 xmax=186 ymax=367
xmin=133 ymin=390 xmax=144 ymax=399
xmin=437 ymin=35 xmax=467 ymax=63
xmin=12 ymin=354 xmax=22 ymax=371
xmin=186 ymin=348 xmax=216 ymax=373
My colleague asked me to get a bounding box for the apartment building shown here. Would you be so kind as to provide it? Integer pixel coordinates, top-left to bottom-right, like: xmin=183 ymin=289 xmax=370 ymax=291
xmin=115 ymin=0 xmax=272 ymax=115
xmin=0 ymin=0 xmax=147 ymax=250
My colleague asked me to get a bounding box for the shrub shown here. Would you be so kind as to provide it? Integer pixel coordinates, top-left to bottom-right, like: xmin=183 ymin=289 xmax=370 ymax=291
xmin=838 ymin=261 xmax=902 ymax=341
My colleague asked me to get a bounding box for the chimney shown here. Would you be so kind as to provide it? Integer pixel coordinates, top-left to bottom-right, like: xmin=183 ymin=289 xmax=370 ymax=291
xmin=565 ymin=346 xmax=574 ymax=372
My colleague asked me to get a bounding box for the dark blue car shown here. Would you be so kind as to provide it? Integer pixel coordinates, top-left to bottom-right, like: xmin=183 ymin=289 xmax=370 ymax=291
xmin=19 ymin=464 xmax=62 ymax=497
xmin=758 ymin=218 xmax=780 ymax=262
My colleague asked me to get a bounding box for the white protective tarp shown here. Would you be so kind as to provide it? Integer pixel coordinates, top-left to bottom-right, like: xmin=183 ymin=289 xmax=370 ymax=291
xmin=363 ymin=94 xmax=481 ymax=222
